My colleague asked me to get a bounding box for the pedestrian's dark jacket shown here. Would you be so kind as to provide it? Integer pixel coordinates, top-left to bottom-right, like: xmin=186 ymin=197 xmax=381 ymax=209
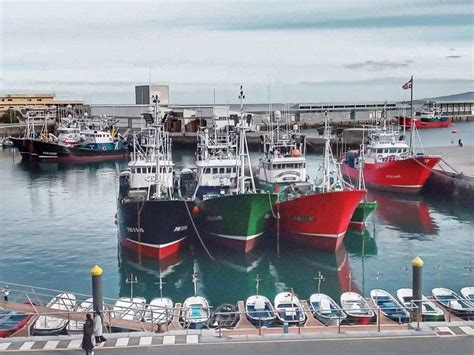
xmin=82 ymin=319 xmax=94 ymax=351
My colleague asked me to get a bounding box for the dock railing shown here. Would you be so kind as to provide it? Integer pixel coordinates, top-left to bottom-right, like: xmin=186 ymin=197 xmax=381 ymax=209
xmin=1 ymin=281 xmax=471 ymax=339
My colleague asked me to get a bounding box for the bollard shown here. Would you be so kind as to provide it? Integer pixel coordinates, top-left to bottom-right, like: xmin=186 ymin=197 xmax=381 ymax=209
xmin=91 ymin=265 xmax=103 ymax=314
xmin=283 ymin=321 xmax=289 ymax=334
xmin=412 ymin=256 xmax=424 ymax=325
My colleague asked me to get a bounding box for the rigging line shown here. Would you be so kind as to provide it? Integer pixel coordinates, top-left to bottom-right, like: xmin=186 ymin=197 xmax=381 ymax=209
xmin=410 ymin=157 xmax=467 ymax=183
xmin=183 ymin=201 xmax=215 ymax=262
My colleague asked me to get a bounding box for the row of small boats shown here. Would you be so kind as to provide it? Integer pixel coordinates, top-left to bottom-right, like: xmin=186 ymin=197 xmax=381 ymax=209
xmin=1 ymin=286 xmax=472 ymax=337
xmin=245 ymin=287 xmax=474 ymax=327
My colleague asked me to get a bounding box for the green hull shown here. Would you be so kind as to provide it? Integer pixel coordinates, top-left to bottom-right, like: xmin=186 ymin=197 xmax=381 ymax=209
xmin=196 ymin=193 xmax=277 ymax=251
xmin=351 ymin=201 xmax=378 ymax=223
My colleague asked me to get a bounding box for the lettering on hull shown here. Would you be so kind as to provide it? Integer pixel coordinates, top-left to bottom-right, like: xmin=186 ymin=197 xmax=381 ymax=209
xmin=173 ymin=226 xmax=188 ymax=232
xmin=293 ymin=216 xmax=315 ymax=222
xmin=127 ymin=227 xmax=145 ymax=233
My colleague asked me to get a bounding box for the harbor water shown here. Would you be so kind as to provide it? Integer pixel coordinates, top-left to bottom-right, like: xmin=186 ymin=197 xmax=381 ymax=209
xmin=0 ymin=124 xmax=473 ymax=307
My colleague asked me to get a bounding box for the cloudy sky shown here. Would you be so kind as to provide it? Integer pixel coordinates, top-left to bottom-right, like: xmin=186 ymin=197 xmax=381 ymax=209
xmin=1 ymin=0 xmax=472 ymax=104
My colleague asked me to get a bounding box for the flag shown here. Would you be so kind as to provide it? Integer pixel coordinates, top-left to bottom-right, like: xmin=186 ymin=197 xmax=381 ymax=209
xmin=402 ymin=78 xmax=413 ymax=90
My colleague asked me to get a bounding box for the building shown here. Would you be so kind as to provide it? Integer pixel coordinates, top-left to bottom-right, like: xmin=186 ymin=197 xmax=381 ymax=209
xmin=135 ymin=85 xmax=170 ymax=106
xmin=0 ymin=93 xmax=84 ymax=116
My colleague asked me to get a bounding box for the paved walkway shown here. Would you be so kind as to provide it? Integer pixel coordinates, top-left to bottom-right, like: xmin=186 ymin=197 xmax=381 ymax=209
xmin=0 ymin=322 xmax=472 ymax=352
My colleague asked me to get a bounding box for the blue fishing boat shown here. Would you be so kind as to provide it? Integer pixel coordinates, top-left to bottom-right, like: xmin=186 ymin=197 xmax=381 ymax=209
xmin=0 ymin=308 xmax=33 ymax=338
xmin=370 ymin=289 xmax=410 ymax=323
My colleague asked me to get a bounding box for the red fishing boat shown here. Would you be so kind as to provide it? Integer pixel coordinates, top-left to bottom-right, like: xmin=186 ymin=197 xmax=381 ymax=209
xmin=258 ymin=112 xmax=364 ymax=252
xmin=397 ymin=102 xmax=451 ymax=130
xmin=341 ymin=124 xmax=440 ymax=194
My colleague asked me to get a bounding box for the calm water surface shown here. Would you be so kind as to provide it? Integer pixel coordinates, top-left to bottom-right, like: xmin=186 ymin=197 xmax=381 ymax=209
xmin=0 ymin=125 xmax=473 ymax=306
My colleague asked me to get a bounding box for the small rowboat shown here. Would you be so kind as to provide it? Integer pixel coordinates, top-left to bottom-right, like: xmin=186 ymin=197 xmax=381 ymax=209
xmin=274 ymin=292 xmax=306 ymax=325
xmin=211 ymin=303 xmax=239 ymax=328
xmin=460 ymin=287 xmax=474 ymax=302
xmin=112 ymin=297 xmax=146 ymax=322
xmin=432 ymin=288 xmax=474 ymax=320
xmin=396 ymin=288 xmax=445 ymax=322
xmin=0 ymin=307 xmax=34 ymax=338
xmin=370 ymin=289 xmax=409 ymax=323
xmin=245 ymin=295 xmax=276 ymax=327
xmin=340 ymin=292 xmax=375 ymax=325
xmin=144 ymin=297 xmax=173 ymax=325
xmin=309 ymin=293 xmax=346 ymax=326
xmin=33 ymin=293 xmax=76 ymax=335
xmin=181 ymin=296 xmax=211 ymax=329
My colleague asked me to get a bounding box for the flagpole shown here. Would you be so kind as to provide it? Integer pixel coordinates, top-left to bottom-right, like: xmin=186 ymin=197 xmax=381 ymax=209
xmin=409 ymin=75 xmax=414 ymax=156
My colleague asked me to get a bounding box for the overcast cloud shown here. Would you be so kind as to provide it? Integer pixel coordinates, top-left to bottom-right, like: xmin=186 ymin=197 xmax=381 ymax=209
xmin=0 ymin=0 xmax=472 ymax=104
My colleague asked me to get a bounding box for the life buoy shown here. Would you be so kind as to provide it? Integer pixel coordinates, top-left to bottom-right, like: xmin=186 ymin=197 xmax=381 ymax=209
xmin=377 ymin=154 xmax=383 ymax=161
xmin=102 ymin=146 xmax=107 ymax=151
xmin=68 ymin=135 xmax=73 ymax=138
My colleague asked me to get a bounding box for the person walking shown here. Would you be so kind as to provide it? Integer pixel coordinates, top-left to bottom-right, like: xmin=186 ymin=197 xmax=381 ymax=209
xmin=82 ymin=313 xmax=95 ymax=355
xmin=93 ymin=311 xmax=107 ymax=344
xmin=3 ymin=286 xmax=9 ymax=302
xmin=458 ymin=139 xmax=463 ymax=147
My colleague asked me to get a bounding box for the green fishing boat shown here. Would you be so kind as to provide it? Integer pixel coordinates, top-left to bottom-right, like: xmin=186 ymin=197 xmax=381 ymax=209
xmin=192 ymin=86 xmax=277 ymax=252
xmin=349 ymin=201 xmax=378 ymax=231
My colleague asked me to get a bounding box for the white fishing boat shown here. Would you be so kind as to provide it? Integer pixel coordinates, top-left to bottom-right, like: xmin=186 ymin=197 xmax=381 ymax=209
xmin=144 ymin=275 xmax=174 ymax=325
xmin=432 ymin=288 xmax=474 ymax=320
xmin=33 ymin=293 xmax=76 ymax=335
xmin=460 ymin=287 xmax=474 ymax=302
xmin=245 ymin=275 xmax=276 ymax=326
xmin=309 ymin=293 xmax=346 ymax=326
xmin=340 ymin=292 xmax=375 ymax=325
xmin=396 ymin=288 xmax=445 ymax=321
xmin=274 ymin=291 xmax=306 ymax=325
xmin=180 ymin=274 xmax=210 ymax=329
xmin=370 ymin=289 xmax=410 ymax=324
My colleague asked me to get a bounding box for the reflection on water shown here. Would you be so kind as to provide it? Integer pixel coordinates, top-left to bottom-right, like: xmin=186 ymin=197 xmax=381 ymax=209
xmin=1 ymin=144 xmax=473 ymax=307
xmin=118 ymin=241 xmax=356 ymax=306
xmin=344 ymin=229 xmax=378 ymax=257
xmin=368 ymin=190 xmax=438 ymax=236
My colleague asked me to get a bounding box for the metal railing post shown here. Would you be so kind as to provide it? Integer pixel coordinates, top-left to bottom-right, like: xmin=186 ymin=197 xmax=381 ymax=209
xmin=338 ymin=311 xmax=341 ymax=333
xmin=377 ymin=307 xmax=381 ymax=332
xmin=448 ymin=300 xmax=451 ymax=322
xmin=259 ymin=319 xmax=262 ymax=336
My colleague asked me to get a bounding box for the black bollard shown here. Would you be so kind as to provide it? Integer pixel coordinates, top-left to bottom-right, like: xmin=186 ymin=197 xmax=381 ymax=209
xmin=91 ymin=265 xmax=103 ymax=313
xmin=412 ymin=256 xmax=424 ymax=323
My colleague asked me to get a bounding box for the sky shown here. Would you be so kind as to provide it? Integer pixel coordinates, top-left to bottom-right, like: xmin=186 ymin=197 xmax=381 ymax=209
xmin=0 ymin=0 xmax=473 ymax=104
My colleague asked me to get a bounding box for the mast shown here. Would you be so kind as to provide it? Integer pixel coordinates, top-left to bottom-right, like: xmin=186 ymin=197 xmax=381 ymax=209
xmin=192 ymin=273 xmax=198 ymax=297
xmin=409 ymin=76 xmax=414 ymax=156
xmin=322 ymin=110 xmax=330 ymax=192
xmin=237 ymin=85 xmax=255 ymax=194
xmin=152 ymin=94 xmax=162 ymax=198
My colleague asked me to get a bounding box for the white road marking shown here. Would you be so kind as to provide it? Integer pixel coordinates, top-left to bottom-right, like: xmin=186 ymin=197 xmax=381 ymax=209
xmin=44 ymin=340 xmax=60 ymax=350
xmin=459 ymin=326 xmax=474 ymax=335
xmin=163 ymin=335 xmax=176 ymax=345
xmin=437 ymin=326 xmax=455 ymax=335
xmin=19 ymin=341 xmax=35 ymax=350
xmin=0 ymin=343 xmax=11 ymax=351
xmin=115 ymin=337 xmax=130 ymax=347
xmin=186 ymin=334 xmax=199 ymax=344
xmin=67 ymin=339 xmax=82 ymax=349
xmin=139 ymin=336 xmax=153 ymax=346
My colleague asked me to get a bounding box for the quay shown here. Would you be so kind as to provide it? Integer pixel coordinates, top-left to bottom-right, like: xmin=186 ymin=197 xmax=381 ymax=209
xmin=423 ymin=145 xmax=474 ymax=201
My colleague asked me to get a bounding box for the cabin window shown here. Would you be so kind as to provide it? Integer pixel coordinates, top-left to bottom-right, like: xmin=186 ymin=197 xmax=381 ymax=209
xmin=390 ymin=148 xmax=397 ymax=153
xmin=151 ymin=167 xmax=156 ymax=173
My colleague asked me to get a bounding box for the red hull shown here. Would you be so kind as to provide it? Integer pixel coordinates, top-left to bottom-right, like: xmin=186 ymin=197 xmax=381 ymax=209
xmin=397 ymin=116 xmax=452 ymax=130
xmin=342 ymin=156 xmax=440 ymax=194
xmin=120 ymin=237 xmax=186 ymax=259
xmin=277 ymin=190 xmax=365 ymax=252
xmin=348 ymin=221 xmax=366 ymax=232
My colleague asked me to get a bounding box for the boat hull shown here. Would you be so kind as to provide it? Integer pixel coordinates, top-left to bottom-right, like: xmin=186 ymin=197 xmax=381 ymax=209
xmin=277 ymin=190 xmax=365 ymax=251
xmin=194 ymin=193 xmax=277 ymax=253
xmin=342 ymin=156 xmax=440 ymax=194
xmin=349 ymin=201 xmax=378 ymax=232
xmin=397 ymin=116 xmax=452 ymax=130
xmin=117 ymin=199 xmax=191 ymax=259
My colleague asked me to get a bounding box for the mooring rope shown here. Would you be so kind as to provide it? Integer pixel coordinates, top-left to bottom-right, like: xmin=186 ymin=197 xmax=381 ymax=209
xmin=410 ymin=156 xmax=468 ymax=183
xmin=183 ymin=200 xmax=214 ymax=261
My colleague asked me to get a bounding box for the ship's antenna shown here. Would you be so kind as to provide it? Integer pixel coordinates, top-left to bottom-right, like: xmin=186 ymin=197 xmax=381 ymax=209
xmin=126 ymin=273 xmax=138 ymax=300
xmin=192 ymin=273 xmax=198 ymax=297
xmin=314 ymin=271 xmax=325 ymax=294
xmin=155 ymin=273 xmax=165 ymax=299
xmin=255 ymin=274 xmax=261 ymax=296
